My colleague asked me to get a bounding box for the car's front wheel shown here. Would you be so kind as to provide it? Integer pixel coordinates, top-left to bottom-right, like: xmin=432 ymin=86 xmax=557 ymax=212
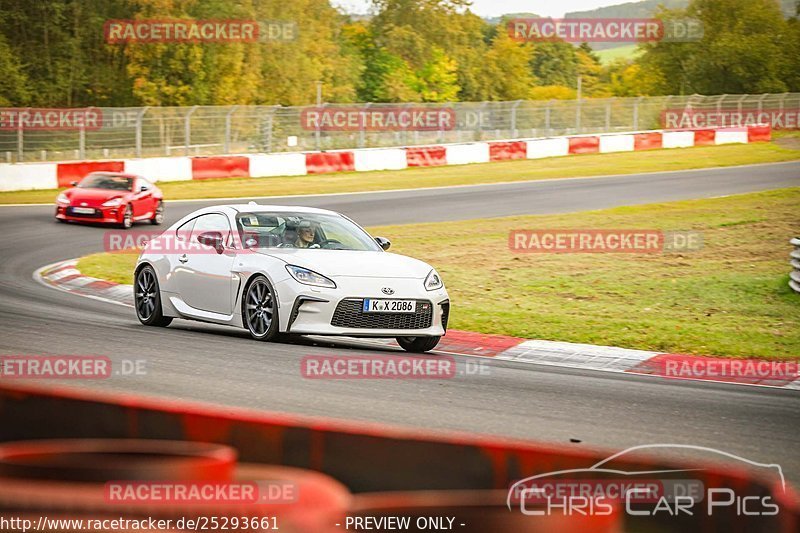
xmin=134 ymin=265 xmax=172 ymax=327
xmin=243 ymin=276 xmax=280 ymax=341
xmin=396 ymin=336 xmax=441 ymax=353
xmin=121 ymin=205 xmax=133 ymax=229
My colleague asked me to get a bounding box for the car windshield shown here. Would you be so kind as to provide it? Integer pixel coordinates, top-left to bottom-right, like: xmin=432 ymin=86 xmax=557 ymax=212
xmin=77 ymin=174 xmax=133 ymax=191
xmin=236 ymin=211 xmax=381 ymax=251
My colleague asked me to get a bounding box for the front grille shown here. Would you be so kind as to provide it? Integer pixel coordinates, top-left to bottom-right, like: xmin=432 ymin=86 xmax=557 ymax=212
xmin=66 ymin=207 xmax=101 ymax=218
xmin=331 ymin=298 xmax=433 ymax=329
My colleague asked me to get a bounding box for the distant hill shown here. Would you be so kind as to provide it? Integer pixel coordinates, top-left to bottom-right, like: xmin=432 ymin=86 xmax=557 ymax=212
xmin=566 ymin=0 xmax=689 ymax=19
xmin=563 ymin=0 xmax=796 ymax=51
xmin=565 ymin=0 xmax=795 ymax=19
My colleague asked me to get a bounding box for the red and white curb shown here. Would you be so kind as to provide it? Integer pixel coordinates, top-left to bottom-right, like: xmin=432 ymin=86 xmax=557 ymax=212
xmin=34 ymin=259 xmax=132 ymax=307
xmin=36 ymin=259 xmax=799 ymax=391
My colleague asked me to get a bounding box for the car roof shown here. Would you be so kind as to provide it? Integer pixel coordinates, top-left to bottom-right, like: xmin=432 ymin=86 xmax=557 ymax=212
xmin=226 ymin=204 xmax=341 ymax=216
xmin=86 ymin=171 xmax=141 ymax=179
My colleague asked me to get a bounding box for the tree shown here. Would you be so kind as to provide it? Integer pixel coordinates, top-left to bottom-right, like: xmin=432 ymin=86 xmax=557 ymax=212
xmin=0 ymin=33 xmax=29 ymax=105
xmin=474 ymin=31 xmax=536 ymax=100
xmin=638 ymin=0 xmax=790 ymax=94
xmin=529 ymin=42 xmax=579 ymax=87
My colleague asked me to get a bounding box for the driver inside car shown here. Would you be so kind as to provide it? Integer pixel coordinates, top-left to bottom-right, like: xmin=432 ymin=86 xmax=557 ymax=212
xmin=294 ymin=220 xmax=318 ymax=248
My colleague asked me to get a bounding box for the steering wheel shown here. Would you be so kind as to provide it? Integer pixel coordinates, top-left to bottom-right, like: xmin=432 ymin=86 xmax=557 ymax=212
xmin=319 ymin=239 xmax=344 ymax=249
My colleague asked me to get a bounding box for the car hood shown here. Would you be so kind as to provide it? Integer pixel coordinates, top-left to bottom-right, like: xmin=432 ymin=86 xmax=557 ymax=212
xmin=250 ymin=249 xmax=433 ymax=279
xmin=66 ymin=188 xmax=127 ymax=206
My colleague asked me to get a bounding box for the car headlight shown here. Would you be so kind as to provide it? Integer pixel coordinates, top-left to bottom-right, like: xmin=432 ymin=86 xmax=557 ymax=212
xmin=102 ymin=198 xmax=123 ymax=207
xmin=56 ymin=192 xmax=69 ymax=205
xmin=285 ymin=265 xmax=336 ymax=288
xmin=424 ymin=269 xmax=443 ymax=291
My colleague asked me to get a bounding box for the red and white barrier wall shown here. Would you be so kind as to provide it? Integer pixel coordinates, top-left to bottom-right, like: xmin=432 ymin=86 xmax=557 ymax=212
xmin=0 ymin=125 xmax=771 ymax=192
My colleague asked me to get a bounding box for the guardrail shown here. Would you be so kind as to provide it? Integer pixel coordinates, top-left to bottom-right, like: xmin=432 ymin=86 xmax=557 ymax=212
xmin=0 ymin=92 xmax=797 ymax=162
xmin=791 ymin=238 xmax=800 ymax=294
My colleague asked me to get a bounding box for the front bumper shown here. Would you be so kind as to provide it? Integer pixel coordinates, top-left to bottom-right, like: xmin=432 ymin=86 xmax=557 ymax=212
xmin=55 ymin=204 xmax=124 ymax=224
xmin=276 ymin=275 xmax=449 ymax=337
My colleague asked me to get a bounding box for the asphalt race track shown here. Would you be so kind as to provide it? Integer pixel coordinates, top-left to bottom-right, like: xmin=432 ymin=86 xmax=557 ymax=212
xmin=1 ymin=162 xmax=799 ymax=484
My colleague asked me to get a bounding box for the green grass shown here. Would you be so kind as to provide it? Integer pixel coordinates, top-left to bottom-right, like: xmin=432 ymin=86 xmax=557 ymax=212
xmin=78 ymin=188 xmax=800 ymax=360
xmin=596 ymin=44 xmax=641 ymax=64
xmin=78 ymin=251 xmax=137 ymax=285
xmin=3 ymin=140 xmax=799 ymax=205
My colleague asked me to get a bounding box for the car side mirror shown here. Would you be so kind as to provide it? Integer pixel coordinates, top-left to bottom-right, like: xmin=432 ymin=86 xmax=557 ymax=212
xmin=140 ymin=184 xmax=150 ymax=192
xmin=70 ymin=181 xmax=78 ymax=187
xmin=375 ymin=236 xmax=391 ymax=250
xmin=197 ymin=231 xmax=224 ymax=253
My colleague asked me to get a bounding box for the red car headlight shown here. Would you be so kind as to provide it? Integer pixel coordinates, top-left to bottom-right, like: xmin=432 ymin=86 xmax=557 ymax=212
xmin=102 ymin=198 xmax=124 ymax=207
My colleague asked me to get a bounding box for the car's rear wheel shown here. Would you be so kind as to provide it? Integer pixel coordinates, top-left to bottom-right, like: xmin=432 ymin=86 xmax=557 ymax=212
xmin=151 ymin=201 xmax=164 ymax=225
xmin=243 ymin=276 xmax=280 ymax=341
xmin=135 ymin=265 xmax=172 ymax=327
xmin=121 ymin=205 xmax=133 ymax=229
xmin=396 ymin=336 xmax=441 ymax=353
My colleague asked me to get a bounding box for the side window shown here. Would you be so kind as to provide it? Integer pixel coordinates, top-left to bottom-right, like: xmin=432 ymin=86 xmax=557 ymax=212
xmin=191 ymin=213 xmax=233 ymax=247
xmin=175 ymin=218 xmax=196 ymax=243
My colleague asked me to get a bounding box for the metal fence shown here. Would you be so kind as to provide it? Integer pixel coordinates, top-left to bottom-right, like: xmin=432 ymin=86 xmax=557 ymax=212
xmin=791 ymin=238 xmax=800 ymax=294
xmin=1 ymin=93 xmax=798 ymax=162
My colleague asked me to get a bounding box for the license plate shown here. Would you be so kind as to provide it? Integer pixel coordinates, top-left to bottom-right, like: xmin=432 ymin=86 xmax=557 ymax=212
xmin=363 ymin=299 xmax=416 ymax=313
xmin=72 ymin=207 xmax=95 ymax=214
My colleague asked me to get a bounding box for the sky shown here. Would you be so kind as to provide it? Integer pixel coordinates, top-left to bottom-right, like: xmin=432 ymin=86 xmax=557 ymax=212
xmin=331 ymin=0 xmax=637 ymax=18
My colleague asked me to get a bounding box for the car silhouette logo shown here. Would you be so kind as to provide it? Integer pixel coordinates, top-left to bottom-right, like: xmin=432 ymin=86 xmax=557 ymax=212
xmin=381 ymin=287 xmax=395 ymax=295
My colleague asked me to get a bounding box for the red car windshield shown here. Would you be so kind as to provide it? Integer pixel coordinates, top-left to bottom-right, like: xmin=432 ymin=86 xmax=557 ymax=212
xmin=78 ymin=174 xmax=133 ymax=191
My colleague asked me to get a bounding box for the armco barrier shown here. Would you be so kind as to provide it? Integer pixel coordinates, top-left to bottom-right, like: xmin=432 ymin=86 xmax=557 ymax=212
xmin=526 ymin=137 xmax=570 ymax=159
xmin=353 ymin=148 xmax=407 ymax=172
xmin=445 ymin=143 xmax=490 ymax=165
xmin=249 ymin=152 xmax=307 ymax=177
xmin=0 ymin=382 xmax=797 ymax=532
xmin=749 ymin=124 xmax=772 ymax=142
xmin=0 ymin=162 xmax=57 ymax=191
xmin=634 ymin=132 xmax=662 ymax=150
xmin=489 ymin=141 xmax=527 ymax=161
xmin=715 ymin=128 xmax=749 ymax=145
xmin=125 ymin=156 xmax=193 ymax=181
xmin=56 ymin=160 xmax=124 ymax=188
xmin=406 ymin=145 xmax=446 ymax=167
xmin=662 ymin=130 xmax=695 ymax=148
xmin=598 ymin=134 xmax=635 ymax=153
xmin=790 ymin=237 xmax=800 ymax=294
xmin=0 ymin=125 xmax=772 ymax=191
xmin=306 ymin=151 xmax=355 ymax=174
xmin=693 ymin=129 xmax=716 ymax=146
xmin=191 ymin=155 xmax=250 ymax=179
xmin=568 ymin=136 xmax=600 ymax=154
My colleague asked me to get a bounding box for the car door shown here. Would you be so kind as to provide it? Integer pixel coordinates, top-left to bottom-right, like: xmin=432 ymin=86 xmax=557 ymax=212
xmin=130 ymin=178 xmax=153 ymax=219
xmin=173 ymin=213 xmax=237 ymax=315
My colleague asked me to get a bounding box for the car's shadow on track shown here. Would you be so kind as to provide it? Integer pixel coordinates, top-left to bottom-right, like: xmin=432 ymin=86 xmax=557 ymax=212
xmin=137 ymin=317 xmax=410 ymax=355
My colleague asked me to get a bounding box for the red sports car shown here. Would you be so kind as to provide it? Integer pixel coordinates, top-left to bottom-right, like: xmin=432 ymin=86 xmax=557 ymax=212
xmin=55 ymin=172 xmax=164 ymax=229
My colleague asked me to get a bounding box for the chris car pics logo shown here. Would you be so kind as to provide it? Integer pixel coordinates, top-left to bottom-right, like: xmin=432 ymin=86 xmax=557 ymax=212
xmin=507 ymin=444 xmax=784 ymax=518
